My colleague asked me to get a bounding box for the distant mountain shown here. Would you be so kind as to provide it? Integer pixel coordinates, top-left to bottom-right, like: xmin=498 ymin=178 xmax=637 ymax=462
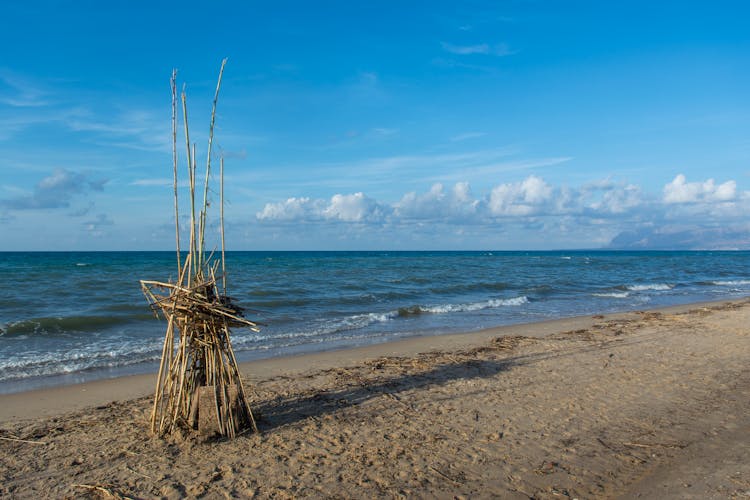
xmin=608 ymin=227 xmax=750 ymax=250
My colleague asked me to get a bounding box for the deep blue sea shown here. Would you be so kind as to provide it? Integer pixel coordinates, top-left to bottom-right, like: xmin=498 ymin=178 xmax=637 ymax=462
xmin=1 ymin=251 xmax=749 ymax=394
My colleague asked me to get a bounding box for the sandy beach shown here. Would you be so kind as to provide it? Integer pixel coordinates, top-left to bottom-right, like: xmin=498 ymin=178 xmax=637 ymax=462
xmin=1 ymin=298 xmax=749 ymax=498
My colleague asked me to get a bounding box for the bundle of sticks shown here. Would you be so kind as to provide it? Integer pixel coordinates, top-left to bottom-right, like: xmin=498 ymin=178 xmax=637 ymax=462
xmin=141 ymin=60 xmax=259 ymax=438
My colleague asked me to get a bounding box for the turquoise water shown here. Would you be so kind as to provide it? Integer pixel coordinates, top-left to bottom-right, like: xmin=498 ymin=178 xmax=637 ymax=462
xmin=1 ymin=251 xmax=748 ymax=393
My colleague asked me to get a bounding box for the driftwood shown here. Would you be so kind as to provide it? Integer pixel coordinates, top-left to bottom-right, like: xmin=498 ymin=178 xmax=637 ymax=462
xmin=140 ymin=60 xmax=258 ymax=438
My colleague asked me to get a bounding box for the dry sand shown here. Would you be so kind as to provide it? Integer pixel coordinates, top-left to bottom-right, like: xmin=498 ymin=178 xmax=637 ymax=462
xmin=1 ymin=299 xmax=749 ymax=499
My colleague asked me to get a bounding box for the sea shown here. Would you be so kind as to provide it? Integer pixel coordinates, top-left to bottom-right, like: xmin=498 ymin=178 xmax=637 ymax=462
xmin=1 ymin=251 xmax=749 ymax=394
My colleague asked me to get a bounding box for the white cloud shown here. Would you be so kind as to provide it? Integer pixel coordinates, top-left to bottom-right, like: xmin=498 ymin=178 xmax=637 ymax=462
xmin=324 ymin=192 xmax=384 ymax=222
xmin=256 ymin=174 xmax=747 ymax=250
xmin=663 ymin=174 xmax=737 ymax=204
xmin=257 ymin=193 xmax=387 ymax=223
xmin=595 ymin=184 xmax=642 ymax=214
xmin=488 ymin=176 xmax=552 ymax=216
xmin=257 ymin=197 xmax=323 ymax=221
xmin=395 ymin=182 xmax=480 ymax=220
xmin=581 ymin=181 xmax=643 ymax=214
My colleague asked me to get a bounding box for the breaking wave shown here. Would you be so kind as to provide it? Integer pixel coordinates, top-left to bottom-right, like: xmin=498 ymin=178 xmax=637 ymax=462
xmin=623 ymin=283 xmax=674 ymax=292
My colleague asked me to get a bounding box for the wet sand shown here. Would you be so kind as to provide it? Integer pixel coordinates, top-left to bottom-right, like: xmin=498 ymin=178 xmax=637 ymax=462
xmin=1 ymin=298 xmax=749 ymax=498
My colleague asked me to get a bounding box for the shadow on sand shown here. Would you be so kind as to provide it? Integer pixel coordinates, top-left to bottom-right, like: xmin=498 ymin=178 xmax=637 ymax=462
xmin=252 ymin=354 xmax=519 ymax=432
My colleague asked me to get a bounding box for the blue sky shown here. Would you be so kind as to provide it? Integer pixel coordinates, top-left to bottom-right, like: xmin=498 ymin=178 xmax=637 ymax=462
xmin=1 ymin=1 xmax=749 ymax=250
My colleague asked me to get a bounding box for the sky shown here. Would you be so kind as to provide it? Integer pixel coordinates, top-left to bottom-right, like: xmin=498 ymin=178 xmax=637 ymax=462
xmin=1 ymin=1 xmax=749 ymax=251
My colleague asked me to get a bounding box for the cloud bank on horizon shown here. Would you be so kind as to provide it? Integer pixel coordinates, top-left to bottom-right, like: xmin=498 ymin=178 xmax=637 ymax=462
xmin=252 ymin=173 xmax=750 ymax=250
xmin=0 ymin=2 xmax=749 ymax=250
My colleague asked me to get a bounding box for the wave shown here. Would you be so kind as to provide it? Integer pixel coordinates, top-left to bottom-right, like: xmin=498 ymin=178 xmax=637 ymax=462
xmin=398 ymin=296 xmax=528 ymax=316
xmin=232 ymin=311 xmax=398 ymax=348
xmin=232 ymin=296 xmax=529 ymax=349
xmin=623 ymin=283 xmax=674 ymax=292
xmin=0 ymin=339 xmax=163 ymax=382
xmin=709 ymin=280 xmax=750 ymax=286
xmin=592 ymin=292 xmax=630 ymax=298
xmin=0 ymin=314 xmax=152 ymax=337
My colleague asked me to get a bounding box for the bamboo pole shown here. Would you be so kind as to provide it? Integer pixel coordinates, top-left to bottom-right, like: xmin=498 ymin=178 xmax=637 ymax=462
xmin=171 ymin=69 xmax=181 ymax=272
xmin=220 ymin=155 xmax=226 ymax=295
xmin=151 ymin=315 xmax=174 ymax=432
xmin=192 ymin=143 xmax=198 ymax=271
xmin=225 ymin=328 xmax=258 ymax=432
xmin=150 ymin=253 xmax=191 ymax=431
xmin=199 ymin=58 xmax=227 ymax=268
xmin=143 ymin=61 xmax=258 ymax=438
xmin=181 ymin=88 xmax=195 ymax=284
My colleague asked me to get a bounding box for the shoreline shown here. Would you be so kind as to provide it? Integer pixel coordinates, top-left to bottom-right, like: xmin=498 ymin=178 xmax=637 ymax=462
xmin=2 ymin=296 xmax=748 ymax=498
xmin=1 ymin=296 xmax=745 ymax=423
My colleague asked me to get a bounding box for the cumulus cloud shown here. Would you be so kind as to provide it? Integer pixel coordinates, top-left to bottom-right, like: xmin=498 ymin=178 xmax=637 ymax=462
xmin=580 ymin=180 xmax=643 ymax=214
xmin=663 ymin=174 xmax=736 ymax=204
xmin=0 ymin=168 xmax=107 ymax=210
xmin=488 ymin=176 xmax=552 ymax=216
xmin=257 ymin=193 xmax=387 ymax=223
xmin=324 ymin=193 xmax=386 ymax=222
xmin=257 ymin=197 xmax=323 ymax=221
xmin=256 ymin=173 xmax=748 ymax=249
xmin=395 ymin=182 xmax=480 ymax=220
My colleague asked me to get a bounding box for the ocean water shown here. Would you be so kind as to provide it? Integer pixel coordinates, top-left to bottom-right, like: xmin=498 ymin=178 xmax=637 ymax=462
xmin=1 ymin=251 xmax=749 ymax=394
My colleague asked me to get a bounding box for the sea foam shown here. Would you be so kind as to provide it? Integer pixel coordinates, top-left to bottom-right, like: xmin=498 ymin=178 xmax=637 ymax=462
xmin=710 ymin=280 xmax=750 ymax=286
xmin=625 ymin=283 xmax=673 ymax=291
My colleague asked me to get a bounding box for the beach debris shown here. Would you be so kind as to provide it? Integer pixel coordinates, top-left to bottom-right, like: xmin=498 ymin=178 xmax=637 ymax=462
xmin=140 ymin=60 xmax=259 ymax=438
xmin=73 ymin=483 xmax=135 ymax=500
xmin=0 ymin=434 xmax=47 ymax=445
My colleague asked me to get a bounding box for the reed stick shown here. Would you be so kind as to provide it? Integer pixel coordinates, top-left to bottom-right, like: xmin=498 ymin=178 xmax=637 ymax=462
xmin=181 ymin=88 xmax=195 ymax=284
xmin=171 ymin=69 xmax=181 ymax=272
xmin=220 ymin=155 xmax=226 ymax=295
xmin=142 ymin=60 xmax=258 ymax=438
xmin=199 ymin=58 xmax=227 ymax=268
xmin=192 ymin=143 xmax=198 ymax=270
